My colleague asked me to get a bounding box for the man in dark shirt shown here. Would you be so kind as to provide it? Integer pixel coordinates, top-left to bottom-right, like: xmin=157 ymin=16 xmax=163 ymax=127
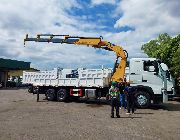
xmin=124 ymin=83 xmax=136 ymax=114
xmin=118 ymin=82 xmax=126 ymax=110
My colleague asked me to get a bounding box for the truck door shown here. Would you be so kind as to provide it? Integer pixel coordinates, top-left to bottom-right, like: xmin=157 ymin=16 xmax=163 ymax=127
xmin=129 ymin=60 xmax=143 ymax=83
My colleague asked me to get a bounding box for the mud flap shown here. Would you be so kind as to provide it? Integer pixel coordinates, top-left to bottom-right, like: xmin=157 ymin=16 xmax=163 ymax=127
xmin=162 ymin=89 xmax=168 ymax=103
xmin=162 ymin=78 xmax=168 ymax=103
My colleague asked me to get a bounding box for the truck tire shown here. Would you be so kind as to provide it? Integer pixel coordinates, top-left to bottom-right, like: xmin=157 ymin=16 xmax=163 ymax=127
xmin=57 ymin=89 xmax=68 ymax=102
xmin=33 ymin=86 xmax=38 ymax=94
xmin=46 ymin=89 xmax=56 ymax=101
xmin=134 ymin=91 xmax=150 ymax=108
xmin=28 ymin=86 xmax=33 ymax=93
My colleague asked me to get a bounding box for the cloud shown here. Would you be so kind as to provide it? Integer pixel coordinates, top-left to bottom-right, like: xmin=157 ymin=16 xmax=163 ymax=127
xmin=98 ymin=0 xmax=180 ymax=60
xmin=0 ymin=0 xmax=107 ymax=69
xmin=0 ymin=0 xmax=179 ymax=70
xmin=114 ymin=0 xmax=180 ymax=40
xmin=91 ymin=0 xmax=116 ymax=6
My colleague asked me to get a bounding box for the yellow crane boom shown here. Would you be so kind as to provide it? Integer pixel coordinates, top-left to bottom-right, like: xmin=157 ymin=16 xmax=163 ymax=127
xmin=24 ymin=34 xmax=127 ymax=83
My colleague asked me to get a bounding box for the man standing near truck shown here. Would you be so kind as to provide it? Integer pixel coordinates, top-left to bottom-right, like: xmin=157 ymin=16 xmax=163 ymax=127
xmin=109 ymin=81 xmax=120 ymax=118
xmin=124 ymin=83 xmax=136 ymax=114
xmin=118 ymin=81 xmax=127 ymax=110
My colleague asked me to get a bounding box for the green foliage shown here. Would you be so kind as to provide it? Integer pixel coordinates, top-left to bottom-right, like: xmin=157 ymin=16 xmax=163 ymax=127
xmin=141 ymin=33 xmax=180 ymax=79
xmin=172 ymin=47 xmax=180 ymax=77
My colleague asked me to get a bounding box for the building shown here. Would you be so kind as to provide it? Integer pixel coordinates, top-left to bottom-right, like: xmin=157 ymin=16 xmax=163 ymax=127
xmin=8 ymin=68 xmax=39 ymax=77
xmin=0 ymin=58 xmax=31 ymax=87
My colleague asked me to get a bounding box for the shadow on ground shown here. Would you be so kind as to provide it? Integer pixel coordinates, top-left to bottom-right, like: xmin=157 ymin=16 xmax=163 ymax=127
xmin=120 ymin=116 xmax=142 ymax=119
xmin=0 ymin=87 xmax=28 ymax=90
xmin=67 ymin=98 xmax=110 ymax=107
xmin=34 ymin=94 xmax=180 ymax=111
xmin=134 ymin=112 xmax=153 ymax=115
xmin=150 ymin=103 xmax=180 ymax=111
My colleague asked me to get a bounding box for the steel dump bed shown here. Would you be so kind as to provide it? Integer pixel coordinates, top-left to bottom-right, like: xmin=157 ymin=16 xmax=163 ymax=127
xmin=23 ymin=68 xmax=112 ymax=87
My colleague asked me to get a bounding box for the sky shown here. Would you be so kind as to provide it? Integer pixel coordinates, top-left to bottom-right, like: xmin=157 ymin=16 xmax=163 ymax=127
xmin=0 ymin=0 xmax=179 ymax=70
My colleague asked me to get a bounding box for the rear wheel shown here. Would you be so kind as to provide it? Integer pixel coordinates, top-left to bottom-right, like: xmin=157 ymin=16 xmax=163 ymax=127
xmin=33 ymin=86 xmax=39 ymax=94
xmin=134 ymin=90 xmax=150 ymax=108
xmin=46 ymin=89 xmax=56 ymax=101
xmin=57 ymin=89 xmax=68 ymax=102
xmin=28 ymin=86 xmax=33 ymax=93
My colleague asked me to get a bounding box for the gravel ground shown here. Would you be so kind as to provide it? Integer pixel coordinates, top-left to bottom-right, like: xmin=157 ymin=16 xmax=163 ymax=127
xmin=0 ymin=88 xmax=180 ymax=140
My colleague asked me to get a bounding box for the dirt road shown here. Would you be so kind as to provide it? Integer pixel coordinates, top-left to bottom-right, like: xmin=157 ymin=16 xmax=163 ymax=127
xmin=0 ymin=88 xmax=180 ymax=140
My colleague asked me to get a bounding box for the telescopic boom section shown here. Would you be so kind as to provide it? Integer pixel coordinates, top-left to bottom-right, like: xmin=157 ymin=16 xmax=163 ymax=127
xmin=24 ymin=34 xmax=127 ymax=83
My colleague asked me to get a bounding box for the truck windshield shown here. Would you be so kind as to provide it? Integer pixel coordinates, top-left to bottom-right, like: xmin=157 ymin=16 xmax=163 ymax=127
xmin=143 ymin=60 xmax=158 ymax=74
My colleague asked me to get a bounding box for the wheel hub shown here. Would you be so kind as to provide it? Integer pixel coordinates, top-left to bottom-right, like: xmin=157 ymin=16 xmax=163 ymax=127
xmin=137 ymin=95 xmax=147 ymax=106
xmin=59 ymin=92 xmax=65 ymax=99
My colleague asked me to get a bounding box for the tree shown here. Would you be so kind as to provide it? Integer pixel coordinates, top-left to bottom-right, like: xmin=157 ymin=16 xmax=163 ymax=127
xmin=141 ymin=33 xmax=180 ymax=86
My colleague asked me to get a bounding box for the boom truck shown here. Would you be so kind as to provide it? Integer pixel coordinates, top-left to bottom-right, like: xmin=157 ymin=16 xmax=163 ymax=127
xmin=23 ymin=34 xmax=175 ymax=108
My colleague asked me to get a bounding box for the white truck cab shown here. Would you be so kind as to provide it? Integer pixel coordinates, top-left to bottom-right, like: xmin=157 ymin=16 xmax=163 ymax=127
xmin=127 ymin=58 xmax=175 ymax=108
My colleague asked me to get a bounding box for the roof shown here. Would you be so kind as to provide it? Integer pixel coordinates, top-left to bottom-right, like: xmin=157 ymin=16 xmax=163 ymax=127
xmin=0 ymin=58 xmax=30 ymax=70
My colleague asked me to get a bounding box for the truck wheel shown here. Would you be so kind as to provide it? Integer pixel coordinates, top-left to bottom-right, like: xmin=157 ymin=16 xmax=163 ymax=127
xmin=46 ymin=89 xmax=56 ymax=101
xmin=28 ymin=86 xmax=33 ymax=93
xmin=57 ymin=89 xmax=68 ymax=102
xmin=134 ymin=91 xmax=150 ymax=108
xmin=33 ymin=87 xmax=38 ymax=94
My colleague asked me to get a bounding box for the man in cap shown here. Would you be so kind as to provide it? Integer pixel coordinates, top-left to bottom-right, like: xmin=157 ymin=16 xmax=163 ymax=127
xmin=109 ymin=81 xmax=120 ymax=118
